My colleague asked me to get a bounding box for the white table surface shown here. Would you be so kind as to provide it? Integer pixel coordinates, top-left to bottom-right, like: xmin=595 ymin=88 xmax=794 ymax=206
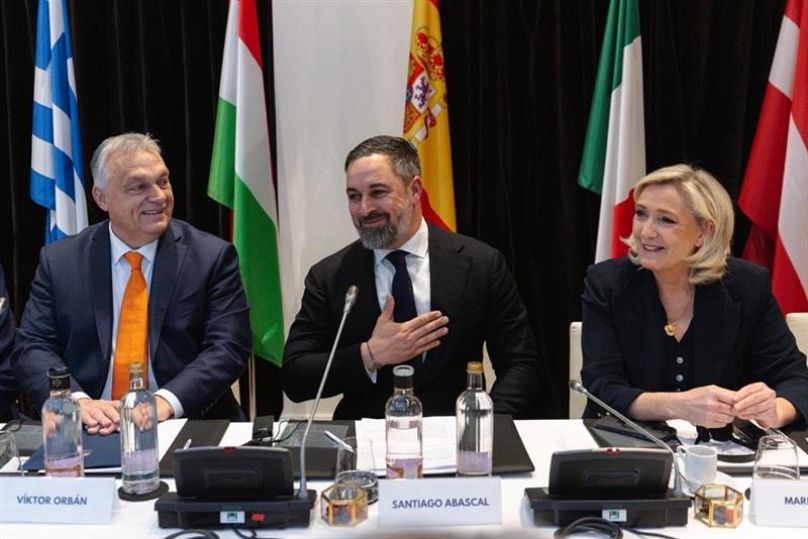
xmin=0 ymin=419 xmax=804 ymax=538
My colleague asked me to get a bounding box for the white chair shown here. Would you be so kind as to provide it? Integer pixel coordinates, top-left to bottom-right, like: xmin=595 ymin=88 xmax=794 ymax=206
xmin=785 ymin=312 xmax=808 ymax=360
xmin=568 ymin=321 xmax=585 ymax=418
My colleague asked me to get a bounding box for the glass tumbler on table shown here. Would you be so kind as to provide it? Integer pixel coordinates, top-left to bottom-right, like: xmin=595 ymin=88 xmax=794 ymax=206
xmin=0 ymin=431 xmax=22 ymax=473
xmin=335 ymin=436 xmax=378 ymax=504
xmin=752 ymin=434 xmax=800 ymax=480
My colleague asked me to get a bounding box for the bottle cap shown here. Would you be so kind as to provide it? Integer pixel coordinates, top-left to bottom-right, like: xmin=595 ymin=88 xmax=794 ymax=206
xmin=47 ymin=366 xmax=71 ymax=390
xmin=392 ymin=365 xmax=414 ymax=377
xmin=128 ymin=361 xmax=145 ymax=374
xmin=466 ymin=361 xmax=483 ymax=374
xmin=392 ymin=365 xmax=414 ymax=389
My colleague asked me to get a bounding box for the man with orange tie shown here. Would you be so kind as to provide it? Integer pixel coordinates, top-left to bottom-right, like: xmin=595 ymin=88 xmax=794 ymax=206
xmin=13 ymin=133 xmax=250 ymax=434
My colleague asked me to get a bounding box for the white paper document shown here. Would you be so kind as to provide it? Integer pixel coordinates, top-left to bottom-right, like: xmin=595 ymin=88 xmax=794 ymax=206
xmin=355 ymin=416 xmax=457 ymax=476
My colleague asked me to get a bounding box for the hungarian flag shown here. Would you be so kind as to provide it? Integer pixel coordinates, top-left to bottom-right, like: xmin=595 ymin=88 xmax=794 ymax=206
xmin=208 ymin=0 xmax=284 ymax=365
xmin=739 ymin=0 xmax=808 ymax=314
xmin=578 ymin=0 xmax=645 ymax=262
xmin=403 ymin=0 xmax=456 ymax=231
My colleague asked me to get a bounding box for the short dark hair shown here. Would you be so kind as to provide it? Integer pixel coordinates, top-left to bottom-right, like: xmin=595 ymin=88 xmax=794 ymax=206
xmin=344 ymin=135 xmax=420 ymax=182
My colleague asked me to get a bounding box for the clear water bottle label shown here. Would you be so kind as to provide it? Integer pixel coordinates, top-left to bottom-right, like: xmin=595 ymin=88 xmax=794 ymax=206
xmin=386 ymin=457 xmax=423 ymax=479
xmin=457 ymin=450 xmax=492 ymax=476
xmin=385 ymin=417 xmax=423 ymax=479
xmin=121 ymin=448 xmax=160 ymax=495
xmin=122 ymin=448 xmax=159 ymax=474
xmin=44 ymin=455 xmax=84 ymax=477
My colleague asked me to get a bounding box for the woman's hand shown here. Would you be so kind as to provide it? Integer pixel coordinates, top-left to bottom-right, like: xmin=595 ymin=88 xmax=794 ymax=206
xmin=624 ymin=384 xmax=798 ymax=428
xmin=675 ymin=385 xmax=737 ymax=427
xmin=629 ymin=385 xmax=735 ymax=427
xmin=732 ymin=382 xmax=797 ymax=428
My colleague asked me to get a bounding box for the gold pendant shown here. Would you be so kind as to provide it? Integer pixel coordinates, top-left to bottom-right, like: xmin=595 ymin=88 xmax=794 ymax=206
xmin=664 ymin=324 xmax=676 ymax=337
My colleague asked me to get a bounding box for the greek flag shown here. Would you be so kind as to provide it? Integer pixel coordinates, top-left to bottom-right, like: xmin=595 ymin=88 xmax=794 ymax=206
xmin=30 ymin=0 xmax=87 ymax=244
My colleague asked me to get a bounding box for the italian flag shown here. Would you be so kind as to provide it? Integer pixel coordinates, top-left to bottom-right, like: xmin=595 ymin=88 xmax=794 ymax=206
xmin=578 ymin=0 xmax=645 ymax=262
xmin=739 ymin=0 xmax=808 ymax=314
xmin=208 ymin=0 xmax=284 ymax=365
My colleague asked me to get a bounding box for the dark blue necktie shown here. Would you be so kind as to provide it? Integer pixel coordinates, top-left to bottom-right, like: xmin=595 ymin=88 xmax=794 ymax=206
xmin=387 ymin=250 xmax=419 ymax=367
xmin=386 ymin=250 xmax=417 ymax=323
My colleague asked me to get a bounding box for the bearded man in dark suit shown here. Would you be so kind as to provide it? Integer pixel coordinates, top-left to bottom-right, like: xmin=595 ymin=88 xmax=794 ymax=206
xmin=283 ymin=135 xmax=543 ymax=419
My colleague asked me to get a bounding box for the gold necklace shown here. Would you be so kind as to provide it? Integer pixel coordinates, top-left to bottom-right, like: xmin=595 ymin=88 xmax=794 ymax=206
xmin=663 ymin=323 xmax=678 ymax=337
xmin=663 ymin=289 xmax=695 ymax=337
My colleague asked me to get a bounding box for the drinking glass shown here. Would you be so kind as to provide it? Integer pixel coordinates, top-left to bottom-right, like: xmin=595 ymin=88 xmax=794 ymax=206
xmin=752 ymin=434 xmax=800 ymax=480
xmin=0 ymin=431 xmax=22 ymax=473
xmin=334 ymin=436 xmax=378 ymax=504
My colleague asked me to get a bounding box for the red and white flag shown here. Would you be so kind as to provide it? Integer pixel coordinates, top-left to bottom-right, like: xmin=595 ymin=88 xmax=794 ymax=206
xmin=739 ymin=0 xmax=808 ymax=314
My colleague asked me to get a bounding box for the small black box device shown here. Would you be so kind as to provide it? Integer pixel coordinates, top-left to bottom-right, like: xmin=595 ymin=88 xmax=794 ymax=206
xmin=525 ymin=448 xmax=690 ymax=527
xmin=155 ymin=446 xmax=314 ymax=529
xmin=548 ymin=447 xmax=671 ymax=498
xmin=250 ymin=415 xmax=275 ymax=441
xmin=173 ymin=446 xmax=293 ymax=499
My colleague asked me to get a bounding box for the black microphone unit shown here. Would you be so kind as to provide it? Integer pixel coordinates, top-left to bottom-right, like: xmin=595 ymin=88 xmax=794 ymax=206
xmin=155 ymin=494 xmax=314 ymax=529
xmin=155 ymin=286 xmax=358 ymax=531
xmin=154 ymin=446 xmax=316 ymax=529
xmin=524 ymin=380 xmax=691 ymax=528
xmin=568 ymin=379 xmax=684 ymax=497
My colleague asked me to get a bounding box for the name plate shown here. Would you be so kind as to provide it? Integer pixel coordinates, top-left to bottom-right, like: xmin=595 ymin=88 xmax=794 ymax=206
xmin=0 ymin=476 xmax=116 ymax=524
xmin=378 ymin=477 xmax=501 ymax=527
xmin=750 ymin=479 xmax=808 ymax=527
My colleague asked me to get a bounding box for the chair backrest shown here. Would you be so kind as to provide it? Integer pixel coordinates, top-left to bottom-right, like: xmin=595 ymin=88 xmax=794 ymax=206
xmin=569 ymin=321 xmax=585 ymax=418
xmin=785 ymin=313 xmax=808 ymax=361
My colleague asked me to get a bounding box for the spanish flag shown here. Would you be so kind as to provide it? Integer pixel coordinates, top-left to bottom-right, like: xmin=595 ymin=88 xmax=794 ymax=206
xmin=403 ymin=0 xmax=456 ymax=231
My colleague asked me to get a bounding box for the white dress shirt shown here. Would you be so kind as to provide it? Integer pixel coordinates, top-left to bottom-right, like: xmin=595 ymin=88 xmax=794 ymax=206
xmin=73 ymin=225 xmax=184 ymax=417
xmin=366 ymin=217 xmax=431 ymax=382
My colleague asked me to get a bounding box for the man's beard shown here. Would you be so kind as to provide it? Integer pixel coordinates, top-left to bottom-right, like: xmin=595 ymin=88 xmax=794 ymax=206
xmin=354 ymin=203 xmax=413 ymax=250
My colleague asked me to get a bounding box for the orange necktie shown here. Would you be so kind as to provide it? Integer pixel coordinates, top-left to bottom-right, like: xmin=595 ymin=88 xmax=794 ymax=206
xmin=112 ymin=251 xmax=149 ymax=400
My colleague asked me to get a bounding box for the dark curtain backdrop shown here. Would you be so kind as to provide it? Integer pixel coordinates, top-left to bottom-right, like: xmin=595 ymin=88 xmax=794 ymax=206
xmin=0 ymin=0 xmax=785 ymax=419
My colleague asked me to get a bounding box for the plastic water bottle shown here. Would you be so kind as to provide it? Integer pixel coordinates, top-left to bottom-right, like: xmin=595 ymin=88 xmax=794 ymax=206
xmin=120 ymin=362 xmax=160 ymax=494
xmin=456 ymin=361 xmax=493 ymax=476
xmin=41 ymin=367 xmax=84 ymax=477
xmin=385 ymin=365 xmax=423 ymax=479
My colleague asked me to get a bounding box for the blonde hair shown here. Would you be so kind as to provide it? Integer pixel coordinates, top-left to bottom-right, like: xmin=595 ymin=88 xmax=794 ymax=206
xmin=625 ymin=164 xmax=734 ymax=284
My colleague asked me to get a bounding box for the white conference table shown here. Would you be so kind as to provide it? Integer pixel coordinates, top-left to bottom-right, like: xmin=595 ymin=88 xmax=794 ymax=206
xmin=1 ymin=419 xmax=805 ymax=538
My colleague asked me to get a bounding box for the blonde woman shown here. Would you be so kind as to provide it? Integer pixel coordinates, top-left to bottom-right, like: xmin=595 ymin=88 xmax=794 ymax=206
xmin=581 ymin=164 xmax=808 ymax=429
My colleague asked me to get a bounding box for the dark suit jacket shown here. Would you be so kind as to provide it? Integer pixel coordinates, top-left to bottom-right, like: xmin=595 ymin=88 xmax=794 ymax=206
xmin=581 ymin=256 xmax=808 ymax=423
xmin=12 ymin=219 xmax=251 ymax=420
xmin=283 ymin=225 xmax=543 ymax=419
xmin=0 ymin=263 xmax=18 ymax=421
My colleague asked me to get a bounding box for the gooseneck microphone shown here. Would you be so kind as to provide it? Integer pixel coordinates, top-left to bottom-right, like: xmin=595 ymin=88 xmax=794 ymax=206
xmin=569 ymin=379 xmax=683 ymax=497
xmin=297 ymin=285 xmax=359 ymax=499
